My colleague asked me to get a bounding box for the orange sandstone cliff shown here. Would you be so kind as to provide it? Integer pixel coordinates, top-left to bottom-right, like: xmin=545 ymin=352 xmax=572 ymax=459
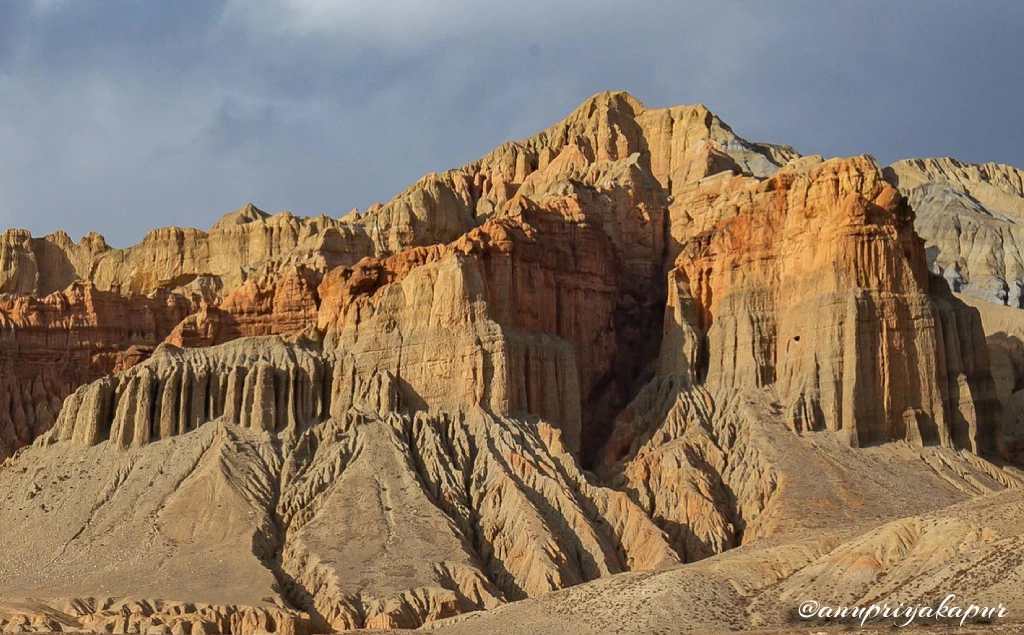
xmin=1 ymin=92 xmax=1024 ymax=634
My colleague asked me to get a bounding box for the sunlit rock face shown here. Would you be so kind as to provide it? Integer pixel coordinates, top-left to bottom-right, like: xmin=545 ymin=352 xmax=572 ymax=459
xmin=667 ymin=155 xmax=1003 ymax=455
xmin=0 ymin=91 xmax=1021 ymax=634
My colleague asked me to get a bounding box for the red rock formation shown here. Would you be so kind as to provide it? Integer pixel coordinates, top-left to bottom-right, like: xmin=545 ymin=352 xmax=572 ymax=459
xmin=0 ymin=283 xmax=196 ymax=455
xmin=667 ymin=155 xmax=1004 ymax=454
xmin=0 ymin=92 xmax=796 ymax=458
xmin=0 ymin=205 xmax=373 ymax=457
xmin=1 ymin=92 xmax=1022 ymax=632
xmin=319 ymin=167 xmax=669 ymax=462
xmin=165 ymin=265 xmax=323 ymax=348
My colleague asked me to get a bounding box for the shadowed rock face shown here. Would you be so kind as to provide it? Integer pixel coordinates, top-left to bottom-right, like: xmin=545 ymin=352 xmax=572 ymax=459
xmin=886 ymin=157 xmax=1024 ymax=307
xmin=2 ymin=92 xmax=1024 ymax=633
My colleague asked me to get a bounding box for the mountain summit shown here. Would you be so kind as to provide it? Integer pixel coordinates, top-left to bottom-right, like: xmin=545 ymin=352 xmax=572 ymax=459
xmin=2 ymin=93 xmax=1024 ymax=633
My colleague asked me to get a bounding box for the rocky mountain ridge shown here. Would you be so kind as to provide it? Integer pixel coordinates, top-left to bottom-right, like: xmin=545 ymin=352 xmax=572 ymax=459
xmin=2 ymin=91 xmax=1024 ymax=633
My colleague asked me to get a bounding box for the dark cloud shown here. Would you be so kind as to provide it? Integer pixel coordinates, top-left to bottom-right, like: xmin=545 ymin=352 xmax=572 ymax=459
xmin=1 ymin=0 xmax=1021 ymax=246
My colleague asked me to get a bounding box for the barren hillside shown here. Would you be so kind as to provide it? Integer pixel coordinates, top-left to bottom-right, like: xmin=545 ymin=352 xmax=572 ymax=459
xmin=2 ymin=92 xmax=1024 ymax=634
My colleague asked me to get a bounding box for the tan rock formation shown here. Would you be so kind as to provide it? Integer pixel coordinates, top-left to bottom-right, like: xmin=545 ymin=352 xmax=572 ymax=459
xmin=417 ymin=493 xmax=1024 ymax=635
xmin=887 ymin=157 xmax=1024 ymax=217
xmin=886 ymin=157 xmax=1024 ymax=307
xmin=359 ymin=91 xmax=795 ymax=256
xmin=7 ymin=333 xmax=680 ymax=631
xmin=321 ymin=194 xmax=671 ymax=460
xmin=0 ymin=91 xmax=799 ymax=459
xmin=1 ymin=92 xmax=1023 ymax=634
xmin=1 ymin=204 xmax=370 ymax=299
xmin=955 ymin=293 xmax=1024 ymax=461
xmin=0 ymin=206 xmax=370 ymax=457
xmin=47 ymin=337 xmax=331 ymax=448
xmin=663 ymin=155 xmax=1004 ymax=454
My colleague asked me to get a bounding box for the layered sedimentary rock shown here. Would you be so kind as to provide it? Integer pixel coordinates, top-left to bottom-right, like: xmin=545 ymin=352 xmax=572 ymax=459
xmin=0 ymin=283 xmax=197 ymax=456
xmin=165 ymin=265 xmax=323 ymax=348
xmin=2 ymin=91 xmax=1024 ymax=633
xmin=883 ymin=157 xmax=1024 ymax=458
xmin=887 ymin=157 xmax=1024 ymax=218
xmin=0 ymin=204 xmax=370 ymax=299
xmin=0 ymin=91 xmax=802 ymax=460
xmin=0 ymin=206 xmax=371 ymax=458
xmin=10 ymin=335 xmax=679 ymax=632
xmin=886 ymin=157 xmax=1024 ymax=307
xmin=664 ymin=155 xmax=1003 ymax=454
xmin=20 ymin=327 xmax=1021 ymax=633
xmin=320 ymin=188 xmax=663 ymax=460
xmin=359 ymin=91 xmax=795 ymax=255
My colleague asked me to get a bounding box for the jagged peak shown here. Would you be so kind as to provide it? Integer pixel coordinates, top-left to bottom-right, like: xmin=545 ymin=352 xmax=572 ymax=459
xmin=0 ymin=228 xmax=32 ymax=244
xmin=572 ymin=90 xmax=645 ymax=117
xmin=567 ymin=92 xmax=727 ymax=131
xmin=885 ymin=156 xmax=1024 ymax=214
xmin=889 ymin=156 xmax=1024 ymax=181
xmin=78 ymin=231 xmax=109 ymax=250
xmin=210 ymin=202 xmax=270 ymax=231
xmin=43 ymin=230 xmax=73 ymax=248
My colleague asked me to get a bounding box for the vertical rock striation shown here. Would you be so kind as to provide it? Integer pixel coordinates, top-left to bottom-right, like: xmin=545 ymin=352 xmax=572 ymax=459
xmin=666 ymin=155 xmax=1004 ymax=454
xmin=0 ymin=91 xmax=1021 ymax=632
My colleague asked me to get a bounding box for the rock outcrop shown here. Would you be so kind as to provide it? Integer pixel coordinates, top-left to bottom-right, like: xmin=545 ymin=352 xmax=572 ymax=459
xmin=664 ymin=155 xmax=1004 ymax=455
xmin=47 ymin=337 xmax=331 ymax=449
xmin=0 ymin=206 xmax=371 ymax=458
xmin=954 ymin=293 xmax=1024 ymax=461
xmin=886 ymin=157 xmax=1024 ymax=307
xmin=2 ymin=91 xmax=1024 ymax=634
xmin=0 ymin=92 xmax=802 ymax=460
xmin=9 ymin=335 xmax=680 ymax=631
xmin=319 ymin=189 xmax=665 ymax=461
xmin=1 ymin=204 xmax=371 ymax=298
xmin=0 ymin=283 xmax=197 ymax=456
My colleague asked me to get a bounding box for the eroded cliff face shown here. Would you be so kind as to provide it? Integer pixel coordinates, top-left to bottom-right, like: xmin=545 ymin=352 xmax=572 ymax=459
xmin=0 ymin=282 xmax=197 ymax=455
xmin=663 ymin=155 xmax=1004 ymax=455
xmin=1 ymin=91 xmax=1022 ymax=634
xmin=14 ymin=336 xmax=678 ymax=631
xmin=319 ymin=177 xmax=669 ymax=462
xmin=0 ymin=206 xmax=371 ymax=458
xmin=952 ymin=293 xmax=1024 ymax=462
xmin=0 ymin=204 xmax=371 ymax=298
xmin=886 ymin=157 xmax=1024 ymax=307
xmin=0 ymin=92 xmax=789 ymax=460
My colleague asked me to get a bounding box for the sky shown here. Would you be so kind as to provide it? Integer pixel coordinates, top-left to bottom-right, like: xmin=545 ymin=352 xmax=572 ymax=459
xmin=0 ymin=1 xmax=1022 ymax=247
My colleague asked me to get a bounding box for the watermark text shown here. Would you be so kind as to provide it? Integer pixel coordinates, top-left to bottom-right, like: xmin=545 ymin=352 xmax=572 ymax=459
xmin=796 ymin=595 xmax=1008 ymax=628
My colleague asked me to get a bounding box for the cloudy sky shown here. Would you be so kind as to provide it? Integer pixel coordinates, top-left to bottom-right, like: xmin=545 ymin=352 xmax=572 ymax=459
xmin=1 ymin=1 xmax=1021 ymax=246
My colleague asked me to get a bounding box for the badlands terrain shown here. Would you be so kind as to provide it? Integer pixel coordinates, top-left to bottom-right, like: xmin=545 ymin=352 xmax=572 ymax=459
xmin=2 ymin=91 xmax=1024 ymax=633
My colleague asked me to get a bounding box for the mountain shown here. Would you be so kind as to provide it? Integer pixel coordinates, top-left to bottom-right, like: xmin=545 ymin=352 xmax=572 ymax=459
xmin=885 ymin=157 xmax=1024 ymax=307
xmin=1 ymin=92 xmax=1023 ymax=634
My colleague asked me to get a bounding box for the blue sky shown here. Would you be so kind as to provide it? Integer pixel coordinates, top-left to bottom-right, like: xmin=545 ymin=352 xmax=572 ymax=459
xmin=1 ymin=0 xmax=1022 ymax=246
